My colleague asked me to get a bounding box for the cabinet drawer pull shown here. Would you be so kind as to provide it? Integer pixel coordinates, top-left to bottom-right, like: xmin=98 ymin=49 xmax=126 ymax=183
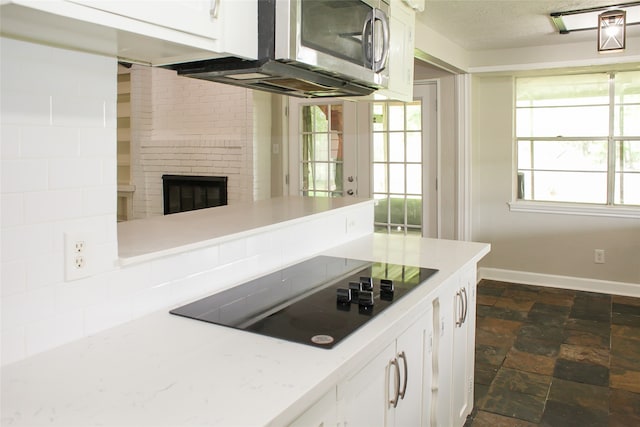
xmin=398 ymin=351 xmax=408 ymax=400
xmin=389 ymin=358 xmax=401 ymax=408
xmin=455 ymin=290 xmax=463 ymax=327
xmin=210 ymin=0 xmax=220 ymax=19
xmin=461 ymin=287 xmax=468 ymax=324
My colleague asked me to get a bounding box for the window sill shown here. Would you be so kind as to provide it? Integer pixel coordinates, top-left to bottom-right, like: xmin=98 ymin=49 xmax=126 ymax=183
xmin=507 ymin=201 xmax=640 ymax=219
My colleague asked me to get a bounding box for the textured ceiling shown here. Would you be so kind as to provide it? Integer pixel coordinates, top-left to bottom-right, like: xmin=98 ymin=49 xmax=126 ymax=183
xmin=418 ymin=0 xmax=638 ymax=50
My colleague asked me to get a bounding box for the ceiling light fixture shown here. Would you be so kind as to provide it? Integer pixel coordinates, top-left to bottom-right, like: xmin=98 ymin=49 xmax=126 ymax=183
xmin=551 ymin=2 xmax=639 ymax=34
xmin=598 ymin=9 xmax=626 ymax=52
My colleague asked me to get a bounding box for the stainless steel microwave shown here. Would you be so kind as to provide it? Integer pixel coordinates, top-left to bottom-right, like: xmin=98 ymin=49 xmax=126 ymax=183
xmin=166 ymin=0 xmax=391 ymax=98
xmin=275 ymin=0 xmax=390 ymax=88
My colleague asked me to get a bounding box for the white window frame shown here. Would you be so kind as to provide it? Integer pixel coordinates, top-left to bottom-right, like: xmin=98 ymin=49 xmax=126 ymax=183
xmin=509 ymin=71 xmax=640 ymax=219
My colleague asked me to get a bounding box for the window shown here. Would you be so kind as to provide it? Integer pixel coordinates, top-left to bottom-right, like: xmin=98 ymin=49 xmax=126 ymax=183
xmin=299 ymin=104 xmax=344 ymax=197
xmin=515 ymin=71 xmax=640 ymax=208
xmin=372 ymin=100 xmax=423 ymax=235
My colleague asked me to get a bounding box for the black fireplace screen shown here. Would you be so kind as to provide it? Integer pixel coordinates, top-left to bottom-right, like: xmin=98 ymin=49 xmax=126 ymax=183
xmin=162 ymin=175 xmax=228 ymax=215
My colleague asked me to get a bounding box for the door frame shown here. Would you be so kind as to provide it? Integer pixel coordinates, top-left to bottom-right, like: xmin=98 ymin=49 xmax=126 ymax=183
xmin=286 ymin=98 xmax=368 ymax=198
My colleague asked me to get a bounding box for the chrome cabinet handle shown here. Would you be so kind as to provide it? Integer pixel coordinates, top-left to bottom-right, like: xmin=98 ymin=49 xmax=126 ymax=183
xmin=210 ymin=0 xmax=220 ymax=19
xmin=461 ymin=287 xmax=468 ymax=324
xmin=455 ymin=290 xmax=463 ymax=327
xmin=389 ymin=358 xmax=401 ymax=408
xmin=398 ymin=351 xmax=408 ymax=400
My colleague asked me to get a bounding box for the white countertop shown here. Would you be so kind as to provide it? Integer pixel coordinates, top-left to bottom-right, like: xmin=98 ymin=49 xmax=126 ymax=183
xmin=1 ymin=234 xmax=490 ymax=427
xmin=117 ymin=196 xmax=372 ymax=264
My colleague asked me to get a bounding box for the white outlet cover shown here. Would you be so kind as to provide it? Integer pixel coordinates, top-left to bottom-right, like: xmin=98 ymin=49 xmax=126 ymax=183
xmin=64 ymin=232 xmax=92 ymax=281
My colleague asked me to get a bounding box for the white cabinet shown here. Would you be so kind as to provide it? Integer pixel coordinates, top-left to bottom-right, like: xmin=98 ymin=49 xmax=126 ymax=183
xmin=286 ymin=264 xmax=480 ymax=427
xmin=375 ymin=0 xmax=416 ymax=102
xmin=452 ymin=266 xmax=477 ymax=425
xmin=0 ymin=0 xmax=257 ymax=65
xmin=69 ymin=0 xmax=256 ymax=60
xmin=289 ymin=388 xmax=337 ymax=427
xmin=431 ymin=267 xmax=477 ymax=427
xmin=337 ymin=312 xmax=431 ymax=427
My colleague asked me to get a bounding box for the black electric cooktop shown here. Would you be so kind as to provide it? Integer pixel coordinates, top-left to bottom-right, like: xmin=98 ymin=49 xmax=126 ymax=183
xmin=170 ymin=256 xmax=438 ymax=349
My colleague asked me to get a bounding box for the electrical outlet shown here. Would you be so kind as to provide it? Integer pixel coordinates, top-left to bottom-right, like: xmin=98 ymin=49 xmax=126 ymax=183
xmin=65 ymin=232 xmax=91 ymax=281
xmin=594 ymin=249 xmax=605 ymax=264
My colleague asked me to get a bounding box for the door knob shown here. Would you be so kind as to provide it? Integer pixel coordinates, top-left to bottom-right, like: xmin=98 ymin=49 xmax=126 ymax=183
xmin=347 ymin=189 xmax=354 ymax=195
xmin=347 ymin=176 xmax=354 ymax=182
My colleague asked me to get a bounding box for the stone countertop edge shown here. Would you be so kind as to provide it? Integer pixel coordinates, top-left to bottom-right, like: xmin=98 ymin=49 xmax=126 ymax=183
xmin=117 ymin=196 xmax=374 ymax=266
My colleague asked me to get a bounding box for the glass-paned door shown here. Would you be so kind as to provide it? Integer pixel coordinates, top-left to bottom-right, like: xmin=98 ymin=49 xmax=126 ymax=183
xmin=301 ymin=104 xmax=344 ymax=196
xmin=289 ymin=99 xmax=359 ymax=198
xmin=372 ymin=83 xmax=437 ymax=237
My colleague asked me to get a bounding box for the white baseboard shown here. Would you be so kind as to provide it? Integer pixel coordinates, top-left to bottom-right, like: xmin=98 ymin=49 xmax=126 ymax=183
xmin=478 ymin=267 xmax=640 ymax=298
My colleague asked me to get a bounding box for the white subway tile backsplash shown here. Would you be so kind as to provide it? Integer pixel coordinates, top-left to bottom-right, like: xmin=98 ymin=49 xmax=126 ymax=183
xmin=0 ymin=93 xmax=51 ymax=126
xmin=1 ymin=223 xmax=54 ymax=263
xmin=1 ymin=193 xmax=24 ymax=228
xmin=1 ymin=286 xmax=56 ymax=329
xmin=24 ymin=189 xmax=83 ymax=223
xmin=49 ymin=158 xmax=103 ymax=189
xmin=106 ymin=263 xmax=152 ymax=300
xmin=83 ymin=187 xmax=116 ymax=216
xmin=0 ymin=326 xmax=26 ymax=366
xmin=84 ymin=296 xmax=133 ymax=336
xmin=51 ymin=96 xmax=108 ymax=128
xmin=0 ymin=124 xmax=21 ymax=160
xmin=20 ymin=126 xmax=79 ymax=158
xmin=1 ymin=259 xmax=26 ymax=297
xmin=1 ymin=159 xmax=49 ymax=193
xmin=219 ymin=238 xmax=248 ymax=266
xmin=78 ymin=127 xmax=117 ymax=158
xmin=25 ymin=309 xmax=84 ymax=357
xmin=54 ymin=275 xmax=108 ymax=313
xmin=26 ymin=251 xmax=63 ymax=291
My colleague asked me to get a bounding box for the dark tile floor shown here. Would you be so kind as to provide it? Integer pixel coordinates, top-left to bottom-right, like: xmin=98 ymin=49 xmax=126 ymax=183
xmin=464 ymin=280 xmax=640 ymax=427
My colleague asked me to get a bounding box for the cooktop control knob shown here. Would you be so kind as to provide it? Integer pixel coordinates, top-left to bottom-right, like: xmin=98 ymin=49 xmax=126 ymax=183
xmin=337 ymin=288 xmax=352 ymax=304
xmin=349 ymin=281 xmax=362 ymax=299
xmin=380 ymin=279 xmax=394 ymax=292
xmin=360 ymin=276 xmax=373 ymax=291
xmin=358 ymin=290 xmax=374 ymax=307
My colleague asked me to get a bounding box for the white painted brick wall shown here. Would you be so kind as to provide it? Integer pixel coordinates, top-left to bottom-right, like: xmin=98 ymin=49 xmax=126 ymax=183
xmin=129 ymin=66 xmax=256 ymax=217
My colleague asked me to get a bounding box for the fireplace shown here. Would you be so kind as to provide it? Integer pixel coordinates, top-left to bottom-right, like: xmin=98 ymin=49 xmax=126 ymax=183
xmin=162 ymin=175 xmax=228 ymax=215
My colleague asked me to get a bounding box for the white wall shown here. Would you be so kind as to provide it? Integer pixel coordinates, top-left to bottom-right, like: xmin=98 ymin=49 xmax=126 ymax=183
xmin=0 ymin=37 xmax=369 ymax=366
xmin=1 ymin=37 xmax=119 ymax=365
xmin=471 ymin=74 xmax=640 ymax=287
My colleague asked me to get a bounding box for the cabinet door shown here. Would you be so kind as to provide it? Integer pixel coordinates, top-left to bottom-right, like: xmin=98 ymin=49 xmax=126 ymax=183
xmin=69 ymin=1 xmax=215 ymax=36
xmin=377 ymin=0 xmax=415 ymax=102
xmin=289 ymin=388 xmax=337 ymax=427
xmin=338 ymin=341 xmax=395 ymax=427
xmin=393 ymin=313 xmax=429 ymax=427
xmin=431 ymin=281 xmax=455 ymax=427
xmin=68 ymin=0 xmax=257 ymax=58
xmin=451 ymin=267 xmax=477 ymax=425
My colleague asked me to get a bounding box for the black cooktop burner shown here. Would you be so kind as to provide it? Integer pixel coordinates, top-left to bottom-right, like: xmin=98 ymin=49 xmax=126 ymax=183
xmin=170 ymin=256 xmax=438 ymax=349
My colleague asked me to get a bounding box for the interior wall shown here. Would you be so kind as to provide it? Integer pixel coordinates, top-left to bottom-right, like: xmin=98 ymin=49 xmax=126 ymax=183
xmin=471 ymin=75 xmax=640 ymax=285
xmin=435 ymin=75 xmax=456 ymax=240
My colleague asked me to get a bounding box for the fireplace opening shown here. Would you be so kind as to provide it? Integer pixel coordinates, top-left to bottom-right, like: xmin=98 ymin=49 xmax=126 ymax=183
xmin=162 ymin=175 xmax=228 ymax=215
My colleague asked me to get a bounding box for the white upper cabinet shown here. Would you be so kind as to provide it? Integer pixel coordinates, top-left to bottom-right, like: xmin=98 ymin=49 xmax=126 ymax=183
xmin=402 ymin=0 xmax=425 ymax=12
xmin=0 ymin=0 xmax=257 ymax=65
xmin=374 ymin=0 xmax=416 ymax=102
